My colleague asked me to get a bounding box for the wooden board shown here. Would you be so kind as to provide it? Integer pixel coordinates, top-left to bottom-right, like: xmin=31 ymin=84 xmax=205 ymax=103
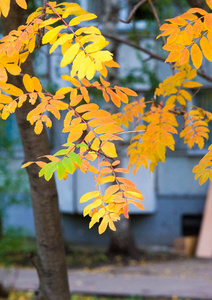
xmin=195 ymin=182 xmax=212 ymax=258
xmin=174 ymin=236 xmax=197 ymax=257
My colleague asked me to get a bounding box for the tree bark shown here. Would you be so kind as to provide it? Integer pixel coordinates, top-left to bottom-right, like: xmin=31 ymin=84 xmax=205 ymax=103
xmin=102 ymin=0 xmax=141 ymax=259
xmin=1 ymin=3 xmax=70 ymax=300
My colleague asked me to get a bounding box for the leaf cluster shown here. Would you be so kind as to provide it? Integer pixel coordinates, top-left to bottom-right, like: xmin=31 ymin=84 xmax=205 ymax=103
xmin=1 ymin=0 xmax=212 ymax=234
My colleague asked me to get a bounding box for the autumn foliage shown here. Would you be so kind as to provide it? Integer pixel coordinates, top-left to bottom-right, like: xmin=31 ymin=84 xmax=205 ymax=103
xmin=1 ymin=0 xmax=212 ymax=233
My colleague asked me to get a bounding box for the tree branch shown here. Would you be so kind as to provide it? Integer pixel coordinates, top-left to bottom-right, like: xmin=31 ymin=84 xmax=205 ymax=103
xmin=118 ymin=0 xmax=148 ymax=23
xmin=103 ymin=32 xmax=165 ymax=62
xmin=103 ymin=32 xmax=212 ymax=83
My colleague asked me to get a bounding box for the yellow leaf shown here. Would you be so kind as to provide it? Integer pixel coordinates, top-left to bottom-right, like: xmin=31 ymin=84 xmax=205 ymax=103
xmin=67 ymin=123 xmax=87 ymax=143
xmin=21 ymin=161 xmax=34 ymax=168
xmin=104 ymin=185 xmax=119 ymax=200
xmin=90 ymin=50 xmax=113 ymax=63
xmin=7 ymin=84 xmax=23 ymax=96
xmin=56 ymin=87 xmax=72 ymax=95
xmin=18 ymin=94 xmax=27 ymax=107
xmin=78 ymin=56 xmax=92 ymax=80
xmin=71 ymin=51 xmax=86 ymax=77
xmin=86 ymin=60 xmax=96 ymax=80
xmin=39 ymin=17 xmax=60 ymax=29
xmin=34 ymin=120 xmax=43 ymax=134
xmin=28 ymin=35 xmax=36 ymax=53
xmin=1 ymin=0 xmax=10 ymax=17
xmin=1 ymin=106 xmax=10 ymax=119
xmin=99 ymin=215 xmax=110 ymax=234
xmin=182 ymin=81 xmax=202 ymax=88
xmin=60 ymin=43 xmax=80 ymax=67
xmin=32 ymin=77 xmax=42 ymax=92
xmin=50 ymin=99 xmax=68 ymax=110
xmin=0 ymin=94 xmax=13 ymax=104
xmin=85 ymin=40 xmax=109 ymax=53
xmin=16 ymin=0 xmax=27 ymax=9
xmin=108 ymin=219 xmax=116 ymax=231
xmin=42 ymin=25 xmax=66 ymax=45
xmin=101 ymin=141 xmax=117 ymax=158
xmin=80 ymin=190 xmax=100 ymax=203
xmin=62 ymin=4 xmax=81 ymax=18
xmin=83 ymin=199 xmax=102 ymax=217
xmin=49 ymin=33 xmax=74 ymax=54
xmin=191 ymin=43 xmax=202 ymax=69
xmin=23 ymin=74 xmax=34 ymax=92
xmin=99 ymin=176 xmax=115 ymax=184
xmin=69 ymin=13 xmax=97 ymax=26
xmin=206 ymin=0 xmax=212 ymax=10
xmin=5 ymin=63 xmax=21 ymax=75
xmin=204 ymin=13 xmax=212 ymax=30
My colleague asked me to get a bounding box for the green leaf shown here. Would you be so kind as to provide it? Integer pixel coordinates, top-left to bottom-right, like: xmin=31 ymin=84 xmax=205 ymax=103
xmin=39 ymin=161 xmax=58 ymax=181
xmin=62 ymin=157 xmax=75 ymax=174
xmin=68 ymin=152 xmax=81 ymax=166
xmin=54 ymin=149 xmax=69 ymax=156
xmin=57 ymin=162 xmax=66 ymax=180
xmin=76 ymin=143 xmax=89 ymax=149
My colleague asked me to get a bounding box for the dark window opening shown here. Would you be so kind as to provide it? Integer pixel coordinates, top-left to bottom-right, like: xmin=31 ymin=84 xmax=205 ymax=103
xmin=182 ymin=214 xmax=202 ymax=236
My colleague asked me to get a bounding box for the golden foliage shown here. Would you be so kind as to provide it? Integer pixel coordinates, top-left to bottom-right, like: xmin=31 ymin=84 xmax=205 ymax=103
xmin=2 ymin=0 xmax=212 ymax=231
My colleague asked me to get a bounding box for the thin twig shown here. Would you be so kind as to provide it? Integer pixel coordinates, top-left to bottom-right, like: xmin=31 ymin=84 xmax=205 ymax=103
xmin=118 ymin=0 xmax=148 ymax=23
xmin=148 ymin=0 xmax=175 ymax=75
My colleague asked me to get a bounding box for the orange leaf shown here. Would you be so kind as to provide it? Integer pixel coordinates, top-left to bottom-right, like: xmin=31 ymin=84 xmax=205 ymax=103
xmin=21 ymin=161 xmax=34 ymax=168
xmin=100 ymin=76 xmax=110 ymax=87
xmin=114 ymin=168 xmax=129 ymax=173
xmin=82 ymin=110 xmax=111 ymax=120
xmin=179 ymin=48 xmax=190 ymax=65
xmin=200 ymin=36 xmax=212 ymax=61
xmin=106 ymin=88 xmax=121 ymax=107
xmin=116 ymin=177 xmax=136 ymax=187
xmin=80 ymin=87 xmax=90 ymax=103
xmin=104 ymin=185 xmax=119 ymax=200
xmin=191 ymin=43 xmax=202 ymax=69
xmin=76 ymin=103 xmax=98 ymax=113
xmin=128 ymin=199 xmax=145 ymax=210
xmin=94 ymin=124 xmax=123 ymax=134
xmin=119 ymin=87 xmax=138 ymax=97
xmin=112 ymin=160 xmax=120 ymax=167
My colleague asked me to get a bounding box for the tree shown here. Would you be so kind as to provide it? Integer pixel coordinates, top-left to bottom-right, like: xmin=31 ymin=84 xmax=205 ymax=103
xmin=1 ymin=0 xmax=212 ymax=299
xmin=1 ymin=2 xmax=70 ymax=300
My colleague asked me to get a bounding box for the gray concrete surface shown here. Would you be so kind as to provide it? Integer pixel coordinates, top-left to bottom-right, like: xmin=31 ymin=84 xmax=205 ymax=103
xmin=1 ymin=258 xmax=212 ymax=298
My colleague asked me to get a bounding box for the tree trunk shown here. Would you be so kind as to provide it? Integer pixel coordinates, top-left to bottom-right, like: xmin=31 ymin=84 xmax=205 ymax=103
xmin=102 ymin=0 xmax=141 ymax=259
xmin=1 ymin=3 xmax=70 ymax=300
